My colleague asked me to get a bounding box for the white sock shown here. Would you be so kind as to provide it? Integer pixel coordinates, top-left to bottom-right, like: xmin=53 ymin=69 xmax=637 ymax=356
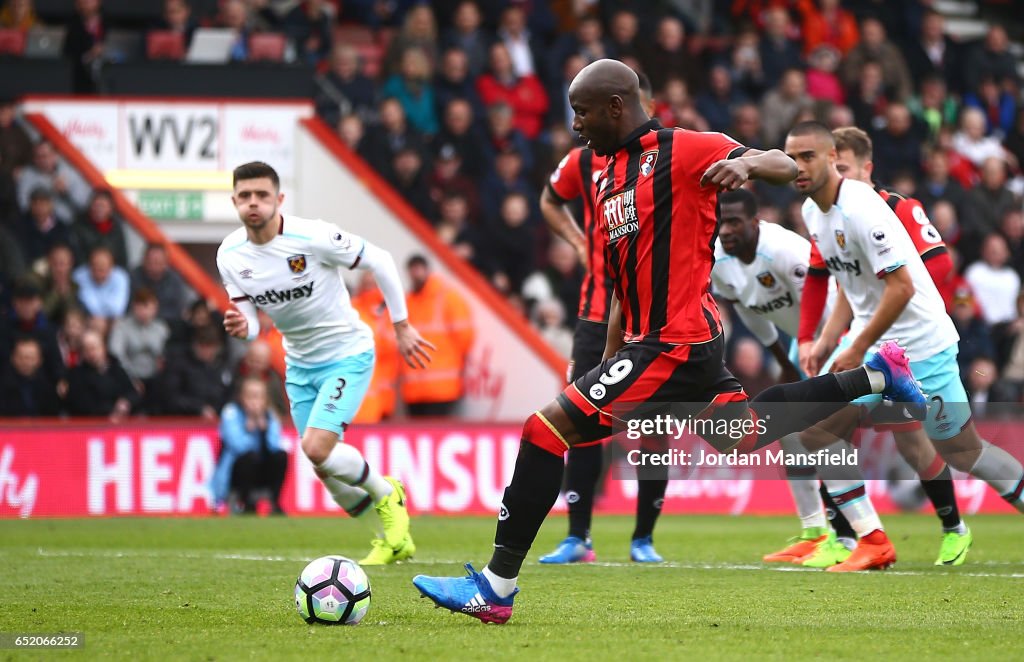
xmin=837 ymin=537 xmax=857 ymax=550
xmin=482 ymin=567 xmax=517 ymax=598
xmin=864 ymin=366 xmax=887 ymax=394
xmin=780 ymin=435 xmax=827 ymax=529
xmin=320 ymin=474 xmax=373 ymax=516
xmin=943 ymin=521 xmax=968 ymax=535
xmin=823 ymin=479 xmax=884 ymax=537
xmin=969 ymin=440 xmax=1024 ymax=514
xmin=316 ymin=443 xmax=393 ymax=503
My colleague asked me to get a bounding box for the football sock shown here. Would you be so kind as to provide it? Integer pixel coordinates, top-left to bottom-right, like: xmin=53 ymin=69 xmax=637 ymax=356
xmin=917 ymin=459 xmax=963 ymax=530
xmin=632 ymin=447 xmax=668 ymax=540
xmin=968 ymin=440 xmax=1024 ymax=514
xmin=320 ymin=475 xmax=373 ymax=517
xmin=750 ymin=370 xmax=872 ymax=447
xmin=779 ymin=434 xmax=827 ymax=530
xmin=316 ymin=443 xmax=393 ymax=503
xmin=482 ymin=567 xmax=518 ymax=599
xmin=488 ymin=417 xmax=566 ymax=581
xmin=822 ymin=479 xmax=883 ymax=537
xmin=565 ymin=442 xmax=603 ymax=540
xmin=818 ymin=483 xmax=857 ymax=540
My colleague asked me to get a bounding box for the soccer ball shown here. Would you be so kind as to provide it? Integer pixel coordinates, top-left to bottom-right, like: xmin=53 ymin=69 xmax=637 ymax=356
xmin=294 ymin=555 xmax=371 ymax=625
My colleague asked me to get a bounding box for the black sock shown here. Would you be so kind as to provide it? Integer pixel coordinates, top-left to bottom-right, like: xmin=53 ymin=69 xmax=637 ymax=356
xmin=920 ymin=465 xmax=962 ymax=529
xmin=750 ymin=372 xmax=866 ymax=447
xmin=565 ymin=443 xmax=603 ymax=540
xmin=632 ymin=480 xmax=667 ymax=541
xmin=819 ymin=483 xmax=857 ymax=540
xmin=488 ymin=441 xmax=565 ymax=579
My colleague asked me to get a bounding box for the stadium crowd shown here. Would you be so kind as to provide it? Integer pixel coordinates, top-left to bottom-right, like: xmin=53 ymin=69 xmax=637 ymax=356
xmin=1 ymin=0 xmax=1024 ymax=420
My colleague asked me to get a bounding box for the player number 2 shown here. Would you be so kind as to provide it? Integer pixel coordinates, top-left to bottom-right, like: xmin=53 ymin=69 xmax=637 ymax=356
xmin=599 ymin=359 xmax=633 ymax=386
xmin=330 ymin=378 xmax=347 ymax=401
xmin=930 ymin=394 xmax=946 ymax=421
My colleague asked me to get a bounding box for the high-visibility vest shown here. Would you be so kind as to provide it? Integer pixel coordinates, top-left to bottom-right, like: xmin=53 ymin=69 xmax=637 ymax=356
xmin=401 ymin=274 xmax=474 ymax=404
xmin=351 ymin=288 xmax=399 ymax=423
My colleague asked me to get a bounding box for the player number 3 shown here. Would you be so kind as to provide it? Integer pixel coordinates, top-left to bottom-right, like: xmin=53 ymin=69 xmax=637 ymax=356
xmin=330 ymin=378 xmax=347 ymax=401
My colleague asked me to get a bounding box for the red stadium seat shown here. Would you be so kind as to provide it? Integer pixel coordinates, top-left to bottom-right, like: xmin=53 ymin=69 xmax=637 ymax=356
xmin=0 ymin=29 xmax=26 ymax=56
xmin=248 ymin=33 xmax=286 ymax=62
xmin=353 ymin=43 xmax=382 ymax=78
xmin=146 ymin=30 xmax=185 ymax=60
xmin=334 ymin=23 xmax=375 ymax=46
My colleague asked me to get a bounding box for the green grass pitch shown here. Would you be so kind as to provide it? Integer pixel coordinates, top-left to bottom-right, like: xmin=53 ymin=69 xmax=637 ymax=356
xmin=1 ymin=514 xmax=1022 ymax=660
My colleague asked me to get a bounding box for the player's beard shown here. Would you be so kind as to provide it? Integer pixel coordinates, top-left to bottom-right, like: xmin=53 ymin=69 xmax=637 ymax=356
xmin=244 ymin=206 xmax=277 ymax=232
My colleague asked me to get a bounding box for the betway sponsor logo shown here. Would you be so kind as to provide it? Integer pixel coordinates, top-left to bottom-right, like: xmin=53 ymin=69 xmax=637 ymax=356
xmin=247 ymin=282 xmax=314 ymax=305
xmin=749 ymin=292 xmax=793 ymax=315
xmin=824 ymin=255 xmax=862 ymax=276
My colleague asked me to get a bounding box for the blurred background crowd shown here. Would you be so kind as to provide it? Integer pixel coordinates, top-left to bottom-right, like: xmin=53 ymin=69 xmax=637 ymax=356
xmin=1 ymin=0 xmax=1023 ymax=422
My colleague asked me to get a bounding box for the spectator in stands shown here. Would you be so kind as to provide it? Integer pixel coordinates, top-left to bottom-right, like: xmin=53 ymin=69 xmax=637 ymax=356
xmin=522 ymin=238 xmax=582 ymax=330
xmin=797 ymin=0 xmax=858 ymax=57
xmin=1001 ymin=209 xmax=1024 ymax=278
xmin=431 ymin=98 xmax=487 ymax=178
xmin=0 ymin=224 xmax=25 ymax=297
xmin=402 ymin=255 xmax=474 ymax=417
xmin=918 ymin=148 xmax=969 ymax=221
xmin=755 ymin=7 xmax=801 ymax=91
xmin=0 ymin=337 xmax=60 ymax=417
xmin=966 ymin=356 xmax=1012 ymax=415
xmin=0 ymin=0 xmax=38 ymax=30
xmin=65 ymin=328 xmax=139 ymax=419
xmin=950 ymin=285 xmax=995 ymax=382
xmin=729 ymin=103 xmax=765 ymax=151
xmin=389 ymin=146 xmax=435 ymax=219
xmin=548 ymin=15 xmax=612 ymax=82
xmin=38 ymin=242 xmax=77 ymax=320
xmin=696 ymin=63 xmax=748 ymax=134
xmin=930 ymin=200 xmax=961 ymax=250
xmin=351 ymin=271 xmax=399 ymax=423
xmin=729 ymin=336 xmax=777 ymax=395
xmin=759 ymin=68 xmax=811 ymax=148
xmin=337 ymin=113 xmax=364 ymax=150
xmin=131 ymin=243 xmax=189 ymax=323
xmin=212 ymin=377 xmax=288 ymax=514
xmin=964 ymin=76 xmax=1017 ymax=139
xmin=383 ymin=4 xmax=438 ymax=77
xmin=964 ymin=25 xmax=1019 ymax=94
xmin=907 ymin=74 xmax=959 ymax=144
xmin=963 ymin=157 xmax=1017 ymax=261
xmin=481 ymin=145 xmax=535 ymax=225
xmin=482 ymin=102 xmax=532 ymax=174
xmin=903 ymin=10 xmax=964 ymax=95
xmin=476 ymin=41 xmax=548 ymax=141
xmin=495 ymin=4 xmax=539 ymax=79
xmin=953 ymin=107 xmax=1010 ymax=170
xmin=841 ymin=17 xmax=912 ymax=103
xmin=435 ymin=191 xmax=485 ymax=269
xmin=1004 ymin=109 xmax=1024 ymax=170
xmin=428 ymin=145 xmax=478 ymax=221
xmin=382 ymin=46 xmax=439 ymax=135
xmin=159 ymin=325 xmax=231 ymax=419
xmin=276 ymin=0 xmax=333 ymax=65
xmin=0 ymin=279 xmax=63 ymax=383
xmin=729 ymin=26 xmax=766 ymax=100
xmin=167 ymin=298 xmax=224 ymax=354
xmin=533 ymin=298 xmax=572 ymax=358
xmin=997 ymin=296 xmax=1024 ymax=399
xmin=108 ymin=288 xmax=169 ymax=400
xmin=441 ymin=1 xmax=488 ymax=78
xmin=63 ymin=0 xmax=107 ymax=94
xmin=433 ymin=47 xmax=484 ymax=125
xmin=485 ymin=192 xmax=536 ymax=295
xmin=230 ymin=339 xmax=287 ymax=419
xmin=548 ymin=54 xmax=586 ymax=134
xmin=70 ymin=188 xmax=127 ymax=268
xmin=73 ymin=245 xmax=130 ymax=324
xmin=607 ymin=9 xmax=640 ymax=62
xmin=804 ymin=45 xmax=844 ymax=106
xmin=16 ymin=188 xmax=71 ymax=267
xmin=154 ymin=0 xmax=198 ymax=50
xmin=55 ymin=306 xmax=86 ymax=373
xmin=966 ymin=234 xmax=1021 ymax=330
xmin=17 ymin=141 xmax=92 ymax=225
xmin=216 ymin=0 xmax=254 ymax=62
xmin=358 ymin=97 xmax=425 ymax=180
xmin=315 ymin=45 xmax=377 ymax=125
xmin=639 ymin=16 xmax=700 ymax=96
xmin=870 ymin=103 xmax=926 ymax=183
xmin=847 ymin=59 xmax=889 ymax=131
xmin=0 ymin=99 xmax=32 ymax=177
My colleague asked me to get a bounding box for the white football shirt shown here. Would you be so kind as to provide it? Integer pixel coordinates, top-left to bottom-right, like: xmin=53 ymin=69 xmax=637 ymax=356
xmin=802 ymin=178 xmax=959 ymax=361
xmin=217 ymin=215 xmax=374 ymax=366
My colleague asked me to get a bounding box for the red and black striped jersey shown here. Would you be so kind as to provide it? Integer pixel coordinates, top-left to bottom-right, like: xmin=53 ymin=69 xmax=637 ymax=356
xmin=597 ymin=120 xmax=746 ymax=344
xmin=547 ymin=147 xmax=612 ymax=323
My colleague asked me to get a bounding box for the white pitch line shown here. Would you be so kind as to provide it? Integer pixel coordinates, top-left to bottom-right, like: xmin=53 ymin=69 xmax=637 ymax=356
xmin=23 ymin=549 xmax=1024 ymax=578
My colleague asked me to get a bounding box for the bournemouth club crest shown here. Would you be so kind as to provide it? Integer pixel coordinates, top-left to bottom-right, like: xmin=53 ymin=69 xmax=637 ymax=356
xmin=756 ymin=271 xmax=776 ymax=288
xmin=639 ymin=150 xmax=658 ymax=177
xmin=834 ymin=229 xmax=847 ymax=250
xmin=287 ymin=254 xmax=307 ymax=274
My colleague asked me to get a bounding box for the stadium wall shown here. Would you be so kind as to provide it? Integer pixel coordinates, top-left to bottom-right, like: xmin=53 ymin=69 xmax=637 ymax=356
xmin=0 ymin=422 xmax=1015 ymax=519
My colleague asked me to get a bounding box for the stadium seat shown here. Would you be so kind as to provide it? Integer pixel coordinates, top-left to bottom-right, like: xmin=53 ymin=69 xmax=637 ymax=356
xmin=248 ymin=33 xmax=287 ymax=62
xmin=146 ymin=30 xmax=185 ymax=60
xmin=334 ymin=23 xmax=375 ymax=46
xmin=0 ymin=29 xmax=25 ymax=56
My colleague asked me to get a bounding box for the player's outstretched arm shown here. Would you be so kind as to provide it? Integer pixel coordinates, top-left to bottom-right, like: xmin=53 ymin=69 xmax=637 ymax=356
xmin=701 ymin=148 xmax=797 ymax=190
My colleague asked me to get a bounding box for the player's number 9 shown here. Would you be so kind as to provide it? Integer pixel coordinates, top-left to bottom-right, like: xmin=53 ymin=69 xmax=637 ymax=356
xmin=599 ymin=359 xmax=633 ymax=386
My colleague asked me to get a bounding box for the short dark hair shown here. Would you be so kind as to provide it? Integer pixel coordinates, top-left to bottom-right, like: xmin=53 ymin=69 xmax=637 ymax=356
xmin=29 ymin=186 xmax=53 ymax=202
xmin=718 ymin=188 xmax=758 ymax=218
xmin=832 ymin=126 xmax=872 ymax=161
xmin=407 ymin=254 xmax=429 ymax=269
xmin=233 ymin=161 xmax=280 ymax=189
xmin=788 ymin=120 xmax=834 ymax=145
xmin=132 ymin=287 xmax=157 ymax=305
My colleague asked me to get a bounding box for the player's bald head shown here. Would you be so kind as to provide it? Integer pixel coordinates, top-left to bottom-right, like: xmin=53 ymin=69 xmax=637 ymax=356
xmin=568 ymin=58 xmax=640 ymax=105
xmin=567 ymin=59 xmax=648 ymax=156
